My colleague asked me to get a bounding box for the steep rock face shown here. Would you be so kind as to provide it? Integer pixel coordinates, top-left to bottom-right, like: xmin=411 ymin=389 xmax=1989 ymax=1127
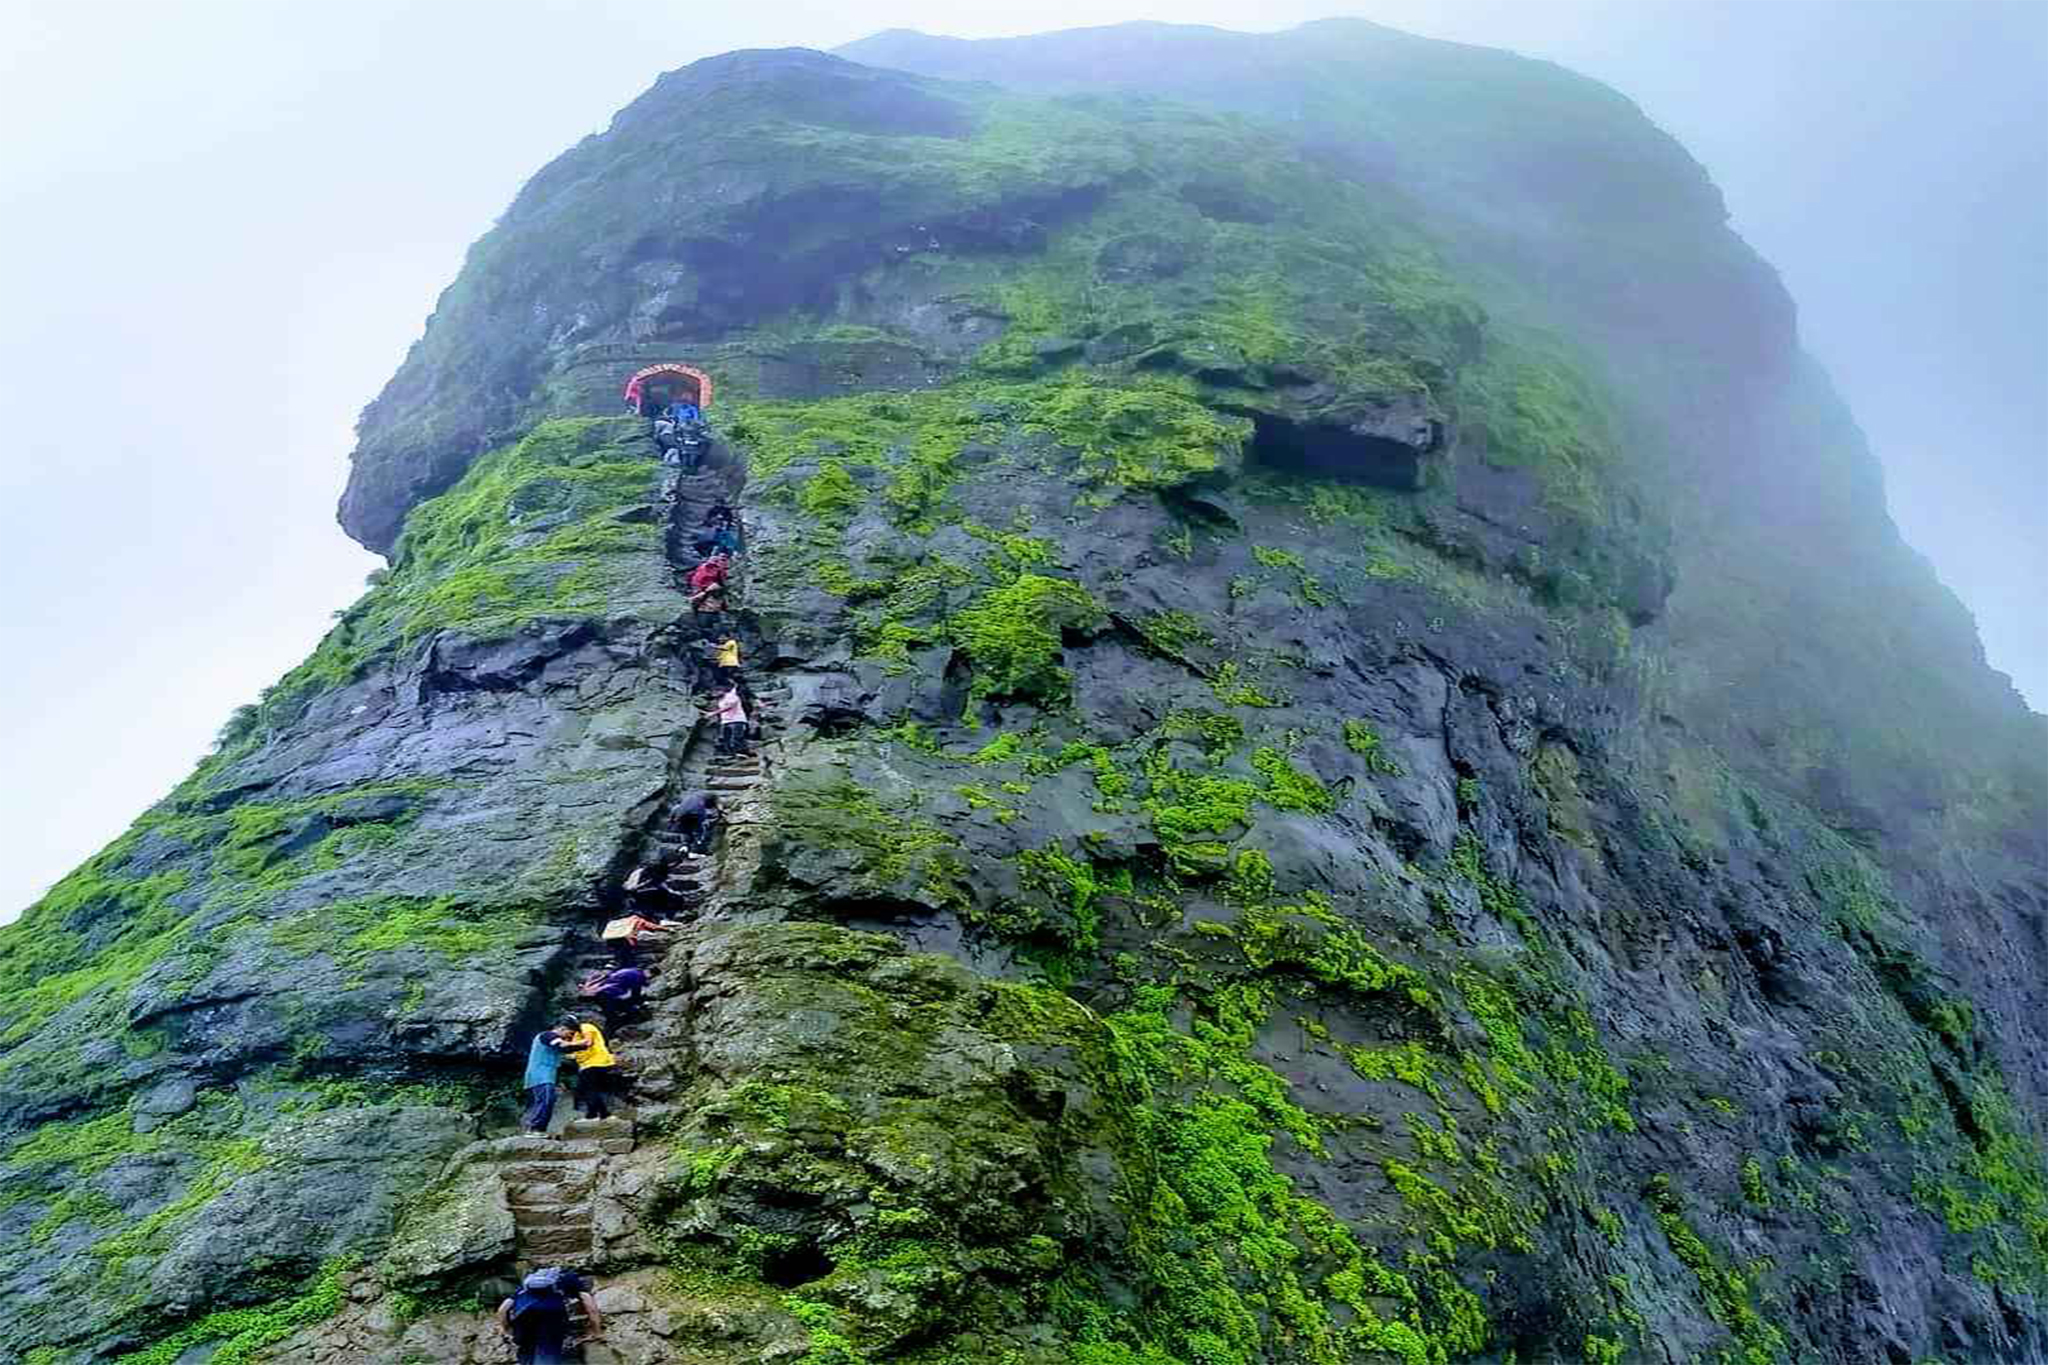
xmin=7 ymin=19 xmax=2047 ymax=1365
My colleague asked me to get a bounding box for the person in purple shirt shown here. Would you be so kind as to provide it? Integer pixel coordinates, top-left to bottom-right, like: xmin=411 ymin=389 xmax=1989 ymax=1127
xmin=579 ymin=965 xmax=655 ymax=1030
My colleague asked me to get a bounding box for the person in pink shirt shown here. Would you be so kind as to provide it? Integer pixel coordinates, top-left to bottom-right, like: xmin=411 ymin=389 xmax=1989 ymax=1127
xmin=716 ymin=685 xmax=750 ymax=755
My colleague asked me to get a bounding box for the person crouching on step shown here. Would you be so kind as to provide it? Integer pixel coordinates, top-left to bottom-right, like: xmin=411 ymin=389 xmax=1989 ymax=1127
xmin=580 ymin=964 xmax=656 ymax=1031
xmin=674 ymin=790 xmax=721 ymax=857
xmin=601 ymin=911 xmax=680 ymax=967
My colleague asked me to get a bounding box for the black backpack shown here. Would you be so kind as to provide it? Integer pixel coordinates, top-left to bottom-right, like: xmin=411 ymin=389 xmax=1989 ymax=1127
xmin=509 ymin=1267 xmax=571 ymax=1322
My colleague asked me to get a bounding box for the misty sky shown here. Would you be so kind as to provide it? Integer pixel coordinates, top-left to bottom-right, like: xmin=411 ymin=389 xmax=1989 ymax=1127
xmin=1 ymin=0 xmax=2041 ymax=918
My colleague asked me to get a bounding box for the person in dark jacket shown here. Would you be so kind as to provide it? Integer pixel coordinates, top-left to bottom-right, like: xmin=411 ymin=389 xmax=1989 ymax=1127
xmin=675 ymin=791 xmax=721 ymax=855
xmin=498 ymin=1267 xmax=602 ymax=1365
xmin=622 ymin=861 xmax=695 ymax=915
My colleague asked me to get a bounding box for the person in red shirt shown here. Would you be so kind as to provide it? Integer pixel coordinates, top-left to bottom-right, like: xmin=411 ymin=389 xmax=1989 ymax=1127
xmin=688 ymin=553 xmax=728 ymax=593
xmin=687 ymin=553 xmax=730 ymax=613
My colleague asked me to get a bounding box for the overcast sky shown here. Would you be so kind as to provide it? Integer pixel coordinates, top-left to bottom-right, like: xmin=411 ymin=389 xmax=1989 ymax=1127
xmin=1 ymin=0 xmax=2041 ymax=918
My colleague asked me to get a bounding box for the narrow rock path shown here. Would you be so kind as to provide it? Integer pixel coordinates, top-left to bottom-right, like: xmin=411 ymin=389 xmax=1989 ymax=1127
xmin=448 ymin=432 xmax=793 ymax=1360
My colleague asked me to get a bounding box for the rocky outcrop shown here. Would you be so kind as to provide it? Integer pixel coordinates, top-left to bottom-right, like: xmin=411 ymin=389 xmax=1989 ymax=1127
xmin=6 ymin=18 xmax=2044 ymax=1365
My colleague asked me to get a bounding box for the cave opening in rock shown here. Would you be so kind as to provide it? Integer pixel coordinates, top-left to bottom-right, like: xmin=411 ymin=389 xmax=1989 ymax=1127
xmin=1247 ymin=412 xmax=1432 ymax=491
xmin=761 ymin=1241 xmax=834 ymax=1288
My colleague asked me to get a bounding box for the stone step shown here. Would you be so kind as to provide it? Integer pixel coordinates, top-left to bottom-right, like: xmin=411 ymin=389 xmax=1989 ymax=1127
xmin=512 ymin=1204 xmax=594 ymax=1232
xmin=477 ymin=1136 xmax=604 ymax=1162
xmin=507 ymin=1186 xmax=591 ymax=1213
xmin=500 ymin=1158 xmax=602 ymax=1184
xmin=506 ymin=1178 xmax=591 ymax=1206
xmin=518 ymin=1226 xmax=594 ymax=1258
xmin=563 ymin=1117 xmax=634 ymax=1142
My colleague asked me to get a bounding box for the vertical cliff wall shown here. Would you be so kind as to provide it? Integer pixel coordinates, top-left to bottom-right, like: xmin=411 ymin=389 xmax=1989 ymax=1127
xmin=4 ymin=21 xmax=2045 ymax=1365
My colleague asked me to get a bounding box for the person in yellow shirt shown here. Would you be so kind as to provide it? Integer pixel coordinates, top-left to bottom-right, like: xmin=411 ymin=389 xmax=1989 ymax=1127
xmin=560 ymin=1014 xmax=621 ymax=1120
xmin=711 ymin=635 xmax=741 ymax=690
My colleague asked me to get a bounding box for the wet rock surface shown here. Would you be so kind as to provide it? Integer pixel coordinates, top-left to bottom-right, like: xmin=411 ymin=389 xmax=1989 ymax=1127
xmin=5 ymin=19 xmax=2046 ymax=1365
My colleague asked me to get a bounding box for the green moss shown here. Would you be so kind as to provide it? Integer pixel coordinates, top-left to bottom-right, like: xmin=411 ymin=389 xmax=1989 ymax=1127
xmin=775 ymin=772 xmax=969 ymax=910
xmin=269 ymin=894 xmax=535 ymax=969
xmin=1205 ymin=661 xmax=1282 ymax=709
xmin=797 ymin=462 xmax=869 ymax=524
xmin=200 ymin=779 xmax=441 ymax=906
xmin=1227 ymin=891 xmax=1437 ymax=1014
xmin=1645 ymin=1175 xmax=1785 ymax=1363
xmin=1458 ymin=341 xmax=1615 ymax=514
xmin=969 ymin=732 xmax=1029 ymax=766
xmin=219 ymin=419 xmax=656 ymax=737
xmin=1066 ymin=982 xmax=1491 ymax=1364
xmin=1249 ymin=545 xmax=1332 ymax=609
xmin=950 ymin=573 xmax=1104 ymax=708
xmin=1251 ymin=746 xmax=1336 ymax=815
xmin=1030 ymin=370 xmax=1249 ymax=494
xmin=875 ymin=720 xmax=946 ymax=755
xmin=1139 ymin=749 xmax=1256 ymax=875
xmin=953 ymin=785 xmax=1017 ymax=822
xmin=1446 ymin=832 xmax=1539 ymax=941
xmin=1132 ymin=609 xmax=1215 ymax=660
xmin=1806 ymin=851 xmax=1894 ymax=934
xmin=1161 ymin=709 xmax=1244 ymax=759
xmin=2 ymin=1091 xmax=330 ymax=1341
xmin=1452 ymin=965 xmax=1633 ymax=1133
xmin=1911 ymin=1074 xmax=2048 ymax=1286
xmin=1344 ymin=720 xmax=1404 ymax=776
xmin=1012 ymin=847 xmax=1106 ymax=956
xmin=735 ymin=369 xmax=1243 ymax=530
xmin=109 ymin=1256 xmax=354 ymax=1365
xmin=964 ymin=519 xmax=1057 ymax=576
xmin=0 ymin=833 xmax=196 ymax=1051
xmin=1741 ymin=1157 xmax=1772 ymax=1210
xmin=1927 ymin=998 xmax=1976 ymax=1049
xmin=1332 ymin=1041 xmax=1445 ymax=1101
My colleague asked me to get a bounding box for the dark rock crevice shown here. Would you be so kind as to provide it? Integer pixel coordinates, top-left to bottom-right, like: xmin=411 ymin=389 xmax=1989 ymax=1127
xmin=1244 ymin=408 xmax=1442 ymax=491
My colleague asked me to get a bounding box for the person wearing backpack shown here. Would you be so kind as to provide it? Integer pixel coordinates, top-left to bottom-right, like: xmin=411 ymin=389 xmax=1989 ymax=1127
xmin=497 ymin=1265 xmax=601 ymax=1364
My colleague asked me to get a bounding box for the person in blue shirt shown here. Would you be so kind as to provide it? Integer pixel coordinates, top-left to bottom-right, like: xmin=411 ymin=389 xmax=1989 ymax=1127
xmin=666 ymin=399 xmax=701 ymax=425
xmin=522 ymin=1025 xmax=578 ymax=1134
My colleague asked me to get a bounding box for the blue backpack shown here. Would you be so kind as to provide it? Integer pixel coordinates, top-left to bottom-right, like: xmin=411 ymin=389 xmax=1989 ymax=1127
xmin=509 ymin=1267 xmax=571 ymax=1322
